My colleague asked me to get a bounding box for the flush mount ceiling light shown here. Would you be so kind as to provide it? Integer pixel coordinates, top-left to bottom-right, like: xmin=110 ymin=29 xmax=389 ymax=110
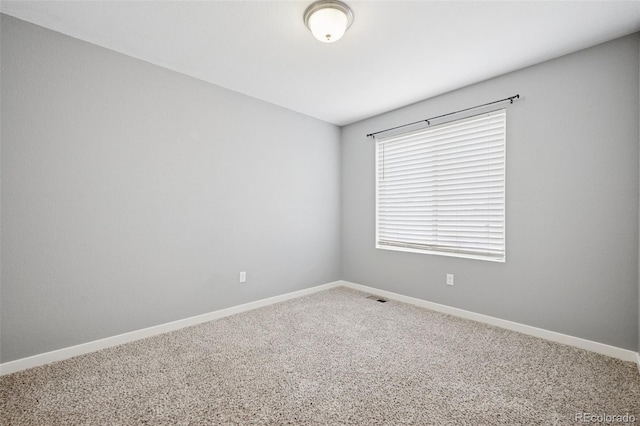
xmin=304 ymin=0 xmax=354 ymax=43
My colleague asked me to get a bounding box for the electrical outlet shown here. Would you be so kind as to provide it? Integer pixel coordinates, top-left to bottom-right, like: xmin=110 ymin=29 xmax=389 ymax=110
xmin=446 ymin=273 xmax=454 ymax=286
xmin=239 ymin=271 xmax=246 ymax=283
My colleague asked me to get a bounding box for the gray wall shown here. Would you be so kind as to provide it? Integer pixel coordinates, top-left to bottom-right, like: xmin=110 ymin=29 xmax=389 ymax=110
xmin=342 ymin=34 xmax=640 ymax=351
xmin=0 ymin=15 xmax=341 ymax=362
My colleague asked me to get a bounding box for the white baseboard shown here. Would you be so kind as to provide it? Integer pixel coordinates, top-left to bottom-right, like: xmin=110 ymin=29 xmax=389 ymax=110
xmin=3 ymin=279 xmax=638 ymax=375
xmin=0 ymin=281 xmax=343 ymax=376
xmin=340 ymin=281 xmax=639 ymax=364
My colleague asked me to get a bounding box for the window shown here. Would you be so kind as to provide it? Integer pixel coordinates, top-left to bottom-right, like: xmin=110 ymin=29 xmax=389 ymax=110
xmin=375 ymin=109 xmax=506 ymax=262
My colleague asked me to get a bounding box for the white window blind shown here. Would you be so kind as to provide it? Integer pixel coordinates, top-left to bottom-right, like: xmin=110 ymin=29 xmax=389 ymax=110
xmin=376 ymin=109 xmax=506 ymax=262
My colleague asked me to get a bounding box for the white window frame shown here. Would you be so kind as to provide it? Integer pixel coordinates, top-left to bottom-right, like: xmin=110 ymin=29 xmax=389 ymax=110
xmin=375 ymin=109 xmax=506 ymax=262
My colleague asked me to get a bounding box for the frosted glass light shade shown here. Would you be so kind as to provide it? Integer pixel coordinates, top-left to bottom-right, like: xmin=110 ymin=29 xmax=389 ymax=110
xmin=304 ymin=1 xmax=354 ymax=43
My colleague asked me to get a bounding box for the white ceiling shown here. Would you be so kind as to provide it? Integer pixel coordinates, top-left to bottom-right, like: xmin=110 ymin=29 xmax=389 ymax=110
xmin=2 ymin=1 xmax=640 ymax=126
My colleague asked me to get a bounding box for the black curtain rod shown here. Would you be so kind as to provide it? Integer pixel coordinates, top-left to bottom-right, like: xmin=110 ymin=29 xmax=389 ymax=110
xmin=366 ymin=94 xmax=520 ymax=138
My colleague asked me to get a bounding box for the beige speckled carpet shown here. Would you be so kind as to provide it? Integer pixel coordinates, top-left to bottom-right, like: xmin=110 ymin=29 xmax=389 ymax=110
xmin=1 ymin=286 xmax=639 ymax=425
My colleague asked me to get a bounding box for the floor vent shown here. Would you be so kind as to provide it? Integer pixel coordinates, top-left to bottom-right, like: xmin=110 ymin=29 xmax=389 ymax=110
xmin=366 ymin=295 xmax=388 ymax=303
